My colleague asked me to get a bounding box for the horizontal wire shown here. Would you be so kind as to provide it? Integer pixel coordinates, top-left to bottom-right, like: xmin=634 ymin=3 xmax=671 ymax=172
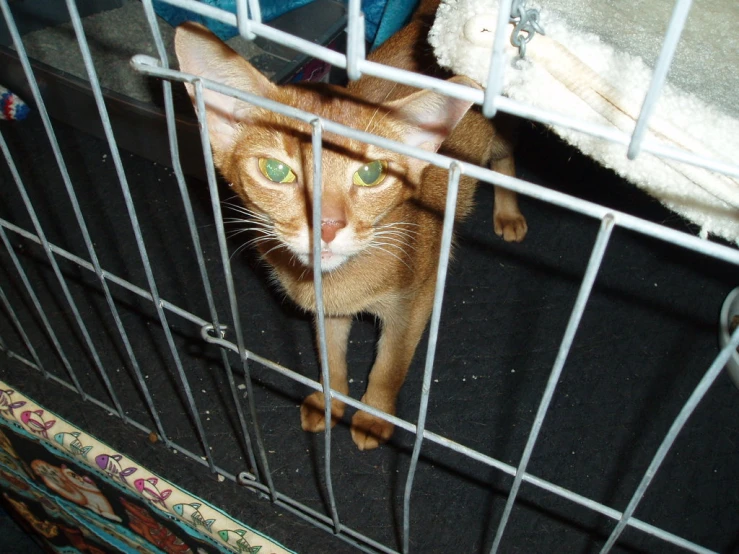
xmin=0 ymin=215 xmax=716 ymax=554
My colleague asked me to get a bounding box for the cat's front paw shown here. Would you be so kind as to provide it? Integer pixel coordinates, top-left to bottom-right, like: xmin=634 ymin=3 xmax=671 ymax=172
xmin=300 ymin=392 xmax=345 ymax=433
xmin=351 ymin=409 xmax=394 ymax=451
xmin=494 ymin=212 xmax=528 ymax=243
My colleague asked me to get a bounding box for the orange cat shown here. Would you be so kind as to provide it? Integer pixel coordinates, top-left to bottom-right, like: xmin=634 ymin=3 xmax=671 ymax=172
xmin=175 ymin=0 xmax=527 ymax=450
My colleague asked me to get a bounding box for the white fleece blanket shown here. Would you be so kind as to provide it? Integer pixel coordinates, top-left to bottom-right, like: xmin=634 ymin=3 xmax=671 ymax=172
xmin=430 ymin=0 xmax=739 ymax=244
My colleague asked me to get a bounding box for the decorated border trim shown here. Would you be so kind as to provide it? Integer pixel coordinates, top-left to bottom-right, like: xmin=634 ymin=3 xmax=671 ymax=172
xmin=0 ymin=380 xmax=295 ymax=554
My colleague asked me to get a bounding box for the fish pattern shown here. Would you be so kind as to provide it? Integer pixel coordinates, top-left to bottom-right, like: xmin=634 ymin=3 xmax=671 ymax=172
xmin=54 ymin=431 xmax=93 ymax=459
xmin=94 ymin=453 xmax=137 ymax=485
xmin=134 ymin=476 xmax=173 ymax=507
xmin=0 ymin=383 xmax=291 ymax=553
xmin=0 ymin=389 xmax=26 ymax=420
xmin=219 ymin=529 xmax=262 ymax=553
xmin=20 ymin=409 xmax=56 ymax=438
xmin=173 ymin=502 xmax=216 ymax=531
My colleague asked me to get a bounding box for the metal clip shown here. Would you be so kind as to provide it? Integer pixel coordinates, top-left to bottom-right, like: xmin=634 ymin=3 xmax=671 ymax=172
xmin=201 ymin=323 xmax=240 ymax=355
xmin=509 ymin=0 xmax=545 ymax=58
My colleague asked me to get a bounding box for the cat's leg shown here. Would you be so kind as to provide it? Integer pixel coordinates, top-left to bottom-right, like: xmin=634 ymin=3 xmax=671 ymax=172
xmin=301 ymin=315 xmax=352 ymax=432
xmin=491 ymin=154 xmax=528 ymax=242
xmin=351 ymin=291 xmax=433 ymax=450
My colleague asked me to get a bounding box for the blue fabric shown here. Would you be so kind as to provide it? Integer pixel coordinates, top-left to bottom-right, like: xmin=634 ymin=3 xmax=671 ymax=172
xmin=369 ymin=0 xmax=419 ymax=50
xmin=153 ymin=0 xmax=418 ymax=48
xmin=153 ymin=0 xmax=315 ymax=40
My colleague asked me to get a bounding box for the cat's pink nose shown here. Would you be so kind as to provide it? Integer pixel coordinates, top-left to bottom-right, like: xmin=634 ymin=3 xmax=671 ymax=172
xmin=321 ymin=219 xmax=346 ymax=244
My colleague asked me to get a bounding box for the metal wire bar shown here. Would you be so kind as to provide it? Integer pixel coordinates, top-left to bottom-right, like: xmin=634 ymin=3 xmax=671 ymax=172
xmin=132 ymin=57 xmax=739 ymax=262
xmin=346 ymin=0 xmax=365 ymax=80
xmin=139 ymin=0 xmax=264 ymax=485
xmin=160 ymin=0 xmax=346 ymax=66
xmin=482 ymin=0 xmax=514 ymax=118
xmin=2 ymin=0 xmax=172 ymax=443
xmin=191 ymin=77 xmax=276 ymax=494
xmin=493 ymin=97 xmax=739 ymax=182
xmin=599 ymin=323 xmax=739 ymax=553
xmin=0 ymin=351 xmax=249 ymax=488
xmin=63 ymin=0 xmax=217 ymax=472
xmin=235 ymin=0 xmax=255 ymax=40
xmin=0 ymin=2 xmax=731 ymax=547
xmin=137 ymin=0 xmax=739 ymax=180
xmin=0 ymin=227 xmax=84 ymax=395
xmin=1 ymin=7 xmax=131 ymax=420
xmin=0 ymin=161 xmax=83 ymax=399
xmin=310 ymin=118 xmax=342 ymax=534
xmin=401 ymin=163 xmax=462 ymax=553
xmin=489 ymin=214 xmax=616 ymax=554
xmin=241 ymin=472 xmax=399 ymax=554
xmin=627 ymin=0 xmax=693 ymax=160
xmin=0 ymin=283 xmax=48 ymax=378
xmin=0 ymin=215 xmax=717 ymax=554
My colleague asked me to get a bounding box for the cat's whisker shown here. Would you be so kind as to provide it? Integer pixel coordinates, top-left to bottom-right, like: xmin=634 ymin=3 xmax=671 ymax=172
xmin=221 ymin=202 xmax=273 ymax=223
xmin=261 ymin=241 xmax=291 ymax=260
xmin=379 ymin=221 xmax=420 ymax=229
xmin=229 ymin=242 xmax=251 ymax=261
xmin=377 ymin=221 xmax=420 ymax=233
xmin=372 ymin=231 xmax=417 ymax=252
xmin=373 ymin=229 xmax=417 ymax=243
xmin=375 ymin=222 xmax=419 ymax=239
xmin=365 ymin=241 xmax=413 ymax=271
xmin=224 ymin=222 xmax=272 ymax=232
xmin=230 ymin=232 xmax=280 ymax=259
xmin=245 ymin=236 xmax=279 ymax=250
xmin=372 ymin=238 xmax=416 ymax=257
xmin=225 ymin=225 xmax=274 ymax=238
xmin=369 ymin=247 xmax=412 ymax=271
xmin=226 ymin=229 xmax=250 ymax=240
xmin=374 ymin=239 xmax=414 ymax=260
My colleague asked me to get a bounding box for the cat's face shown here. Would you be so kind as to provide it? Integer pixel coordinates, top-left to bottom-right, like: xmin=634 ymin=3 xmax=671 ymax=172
xmin=175 ymin=23 xmax=475 ymax=272
xmin=219 ymin=91 xmax=430 ymax=272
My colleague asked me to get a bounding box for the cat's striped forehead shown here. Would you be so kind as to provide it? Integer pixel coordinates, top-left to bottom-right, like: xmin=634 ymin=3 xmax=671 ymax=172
xmin=279 ymin=83 xmax=404 ymax=144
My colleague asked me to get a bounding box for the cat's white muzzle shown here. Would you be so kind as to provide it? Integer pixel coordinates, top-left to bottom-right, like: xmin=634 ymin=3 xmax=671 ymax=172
xmin=291 ymin=227 xmax=357 ymax=272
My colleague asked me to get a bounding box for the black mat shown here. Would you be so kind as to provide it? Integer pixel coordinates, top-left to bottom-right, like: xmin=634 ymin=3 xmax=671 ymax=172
xmin=0 ymin=109 xmax=737 ymax=554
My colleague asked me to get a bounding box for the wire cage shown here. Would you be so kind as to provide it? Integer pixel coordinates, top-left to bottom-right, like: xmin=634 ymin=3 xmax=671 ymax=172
xmin=0 ymin=0 xmax=738 ymax=553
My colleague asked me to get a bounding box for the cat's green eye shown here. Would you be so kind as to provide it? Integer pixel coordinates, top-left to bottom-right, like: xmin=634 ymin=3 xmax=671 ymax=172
xmin=353 ymin=160 xmax=387 ymax=187
xmin=258 ymin=158 xmax=296 ymax=184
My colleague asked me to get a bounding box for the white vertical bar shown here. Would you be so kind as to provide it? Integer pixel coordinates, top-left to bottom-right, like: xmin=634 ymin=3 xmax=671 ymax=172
xmin=247 ymin=0 xmax=262 ymax=24
xmin=140 ymin=0 xmax=268 ymax=486
xmin=0 ymin=280 xmax=48 ymax=378
xmin=482 ymin=0 xmax=515 ymax=118
xmin=236 ymin=0 xmax=255 ymax=40
xmin=346 ymin=0 xmax=365 ymax=81
xmin=310 ymin=118 xmax=342 ymax=534
xmin=489 ymin=214 xmax=616 ymax=554
xmin=599 ymin=324 xmax=739 ymax=553
xmin=0 ymin=221 xmax=84 ymax=392
xmin=1 ymin=0 xmax=128 ymax=417
xmin=402 ymin=162 xmax=462 ymax=553
xmin=191 ymin=78 xmax=276 ymax=495
xmin=627 ymin=0 xmax=693 ymax=160
xmin=3 ymin=0 xmax=169 ymax=442
xmin=64 ymin=0 xmax=218 ymax=472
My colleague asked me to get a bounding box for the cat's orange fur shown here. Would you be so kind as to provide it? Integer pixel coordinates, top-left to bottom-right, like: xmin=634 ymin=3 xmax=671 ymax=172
xmin=175 ymin=0 xmax=527 ymax=450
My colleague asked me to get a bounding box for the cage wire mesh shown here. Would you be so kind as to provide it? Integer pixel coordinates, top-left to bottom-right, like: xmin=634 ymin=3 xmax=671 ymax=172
xmin=0 ymin=0 xmax=738 ymax=553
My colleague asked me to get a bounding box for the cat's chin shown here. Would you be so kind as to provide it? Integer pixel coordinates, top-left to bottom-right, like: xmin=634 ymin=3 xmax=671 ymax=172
xmin=297 ymin=251 xmax=350 ymax=273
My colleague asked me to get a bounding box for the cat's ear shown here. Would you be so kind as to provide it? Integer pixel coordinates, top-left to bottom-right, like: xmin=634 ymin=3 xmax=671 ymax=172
xmin=174 ymin=22 xmax=275 ymax=154
xmin=387 ymin=76 xmax=479 ymax=152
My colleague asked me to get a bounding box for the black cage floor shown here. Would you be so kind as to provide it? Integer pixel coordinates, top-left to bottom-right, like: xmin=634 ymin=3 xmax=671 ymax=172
xmin=0 ymin=111 xmax=737 ymax=554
